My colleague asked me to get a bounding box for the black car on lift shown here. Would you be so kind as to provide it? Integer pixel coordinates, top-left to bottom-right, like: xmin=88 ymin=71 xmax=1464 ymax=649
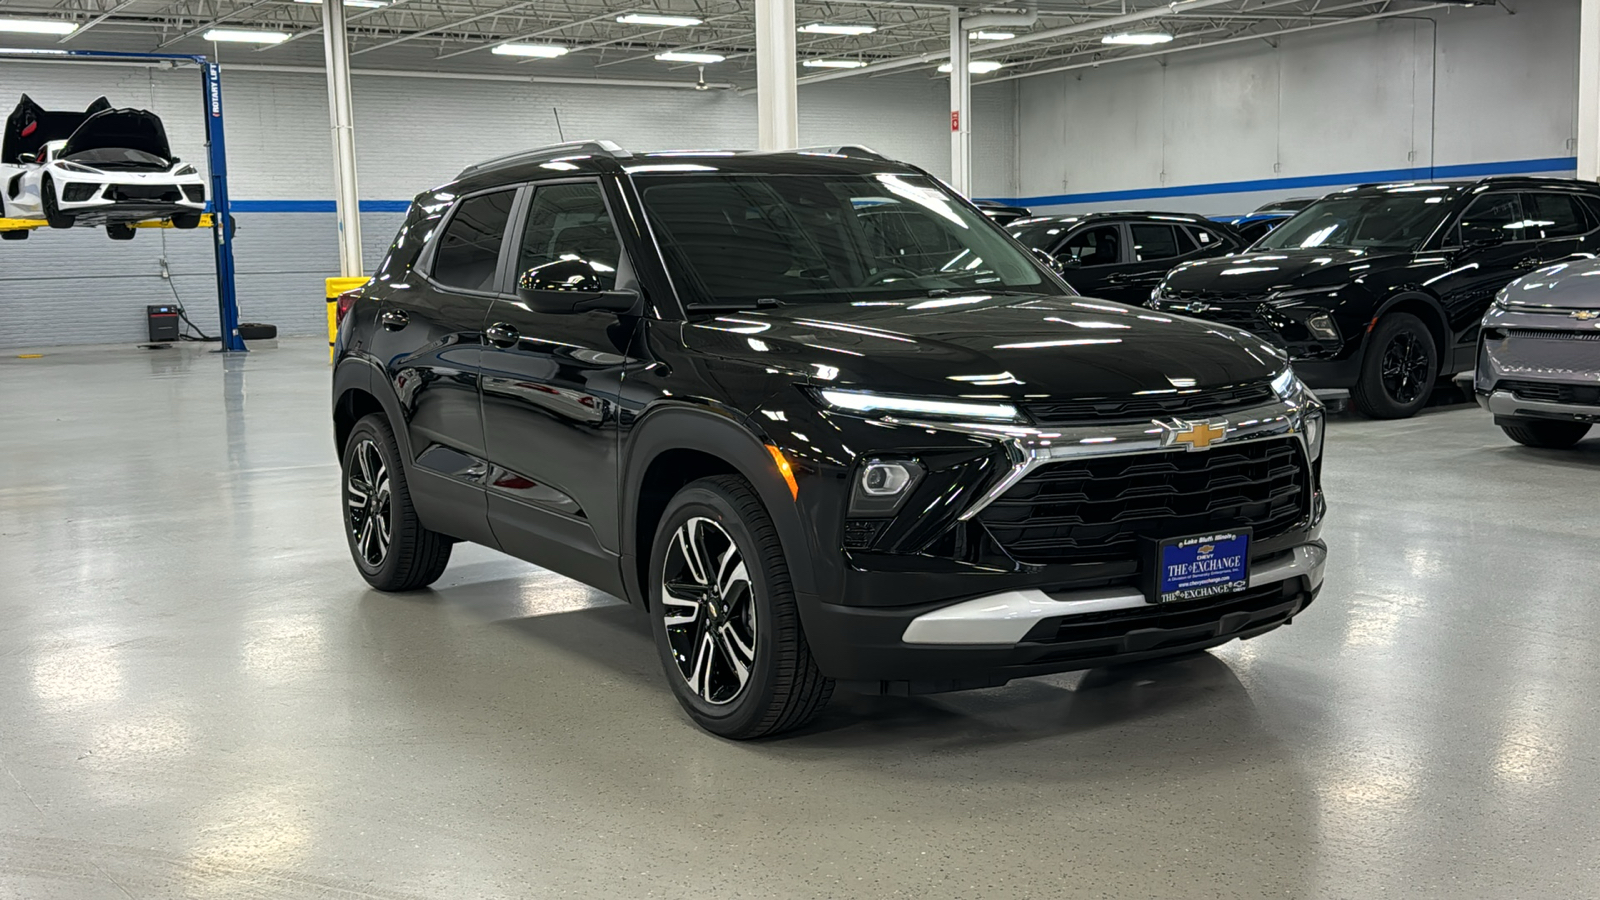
xmin=1152 ymin=177 xmax=1600 ymax=418
xmin=1007 ymin=211 xmax=1245 ymax=305
xmin=332 ymin=142 xmax=1327 ymax=739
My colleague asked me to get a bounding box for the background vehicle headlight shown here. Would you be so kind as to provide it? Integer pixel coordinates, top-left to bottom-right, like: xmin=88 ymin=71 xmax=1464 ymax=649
xmin=1271 ymin=367 xmax=1308 ymax=401
xmin=849 ymin=458 xmax=925 ymax=516
xmin=1303 ymin=411 xmax=1324 ymax=461
xmin=1491 ymin=287 xmax=1510 ymax=310
xmin=818 ymin=389 xmax=1020 ymax=422
xmin=173 ymin=164 xmax=197 ymax=177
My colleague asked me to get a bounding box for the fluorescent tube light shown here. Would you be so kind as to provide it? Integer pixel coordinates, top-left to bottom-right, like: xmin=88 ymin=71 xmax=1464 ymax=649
xmin=937 ymin=60 xmax=1004 ymax=74
xmin=492 ymin=43 xmax=569 ymax=58
xmin=655 ymin=50 xmax=724 ymax=64
xmin=802 ymin=59 xmax=868 ymax=69
xmin=970 ymin=31 xmax=1014 ymax=41
xmin=1102 ymin=32 xmax=1173 ymax=45
xmin=617 ymin=13 xmax=702 ymax=27
xmin=0 ymin=18 xmax=78 ymax=35
xmin=799 ymin=23 xmax=876 ymax=35
xmin=203 ymin=28 xmax=290 ymax=43
xmin=293 ymin=0 xmax=388 ymax=8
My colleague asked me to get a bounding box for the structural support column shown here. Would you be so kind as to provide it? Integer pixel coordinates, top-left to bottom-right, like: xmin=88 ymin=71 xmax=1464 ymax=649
xmin=755 ymin=0 xmax=799 ymax=151
xmin=321 ymin=0 xmax=363 ymax=277
xmin=1580 ymin=0 xmax=1600 ymax=181
xmin=949 ymin=8 xmax=972 ymax=196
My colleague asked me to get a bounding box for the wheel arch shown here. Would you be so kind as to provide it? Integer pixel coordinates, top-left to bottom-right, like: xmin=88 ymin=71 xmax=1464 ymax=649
xmin=332 ymin=355 xmax=409 ymax=460
xmin=1371 ymin=291 xmax=1449 ymax=362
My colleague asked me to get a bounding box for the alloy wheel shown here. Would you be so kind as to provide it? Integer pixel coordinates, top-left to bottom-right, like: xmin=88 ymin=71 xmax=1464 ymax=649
xmin=346 ymin=438 xmax=392 ymax=567
xmin=1380 ymin=330 xmax=1430 ymax=405
xmin=660 ymin=517 xmax=758 ymax=706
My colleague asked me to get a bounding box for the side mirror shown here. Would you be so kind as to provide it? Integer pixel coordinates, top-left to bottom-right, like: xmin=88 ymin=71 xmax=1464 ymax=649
xmin=1461 ymin=228 xmax=1508 ymax=250
xmin=17 ymin=152 xmax=36 ymax=165
xmin=1030 ymin=247 xmax=1068 ymax=274
xmin=516 ymin=259 xmax=639 ymax=314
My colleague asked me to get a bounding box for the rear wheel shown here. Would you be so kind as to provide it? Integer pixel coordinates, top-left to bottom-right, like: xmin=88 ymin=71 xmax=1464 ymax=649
xmin=172 ymin=212 xmax=202 ymax=229
xmin=106 ymin=223 xmax=136 ymax=241
xmin=649 ymin=475 xmax=833 ymax=739
xmin=1501 ymin=419 xmax=1591 ymax=448
xmin=40 ymin=177 xmax=73 ymax=229
xmin=0 ymin=228 xmax=28 ymax=241
xmin=341 ymin=414 xmax=452 ymax=591
xmin=1353 ymin=312 xmax=1437 ymax=419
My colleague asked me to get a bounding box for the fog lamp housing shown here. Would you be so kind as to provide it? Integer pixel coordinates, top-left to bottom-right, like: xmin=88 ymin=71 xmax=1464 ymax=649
xmin=1305 ymin=313 xmax=1340 ymax=341
xmin=849 ymin=459 xmax=925 ymax=517
xmin=1303 ymin=411 xmax=1324 ymax=462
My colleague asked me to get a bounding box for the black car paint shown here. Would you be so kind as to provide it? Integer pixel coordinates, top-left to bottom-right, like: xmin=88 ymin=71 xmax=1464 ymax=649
xmin=1007 ymin=212 xmax=1244 ymax=306
xmin=334 ymin=150 xmax=1320 ymax=690
xmin=1154 ymin=178 xmax=1600 ymax=389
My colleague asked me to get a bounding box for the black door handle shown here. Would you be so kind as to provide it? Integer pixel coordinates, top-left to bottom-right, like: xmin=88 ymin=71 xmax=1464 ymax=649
xmin=379 ymin=309 xmax=409 ymax=331
xmin=485 ymin=322 xmax=521 ymax=348
xmin=1514 ymin=257 xmax=1541 ymax=270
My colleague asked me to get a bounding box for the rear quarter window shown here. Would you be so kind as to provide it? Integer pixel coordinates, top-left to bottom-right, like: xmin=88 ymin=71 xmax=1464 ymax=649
xmin=372 ymin=190 xmax=453 ymax=282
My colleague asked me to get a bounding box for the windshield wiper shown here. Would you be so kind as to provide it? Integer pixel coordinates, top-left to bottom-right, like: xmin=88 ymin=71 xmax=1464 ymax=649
xmin=686 ymin=297 xmax=786 ymax=311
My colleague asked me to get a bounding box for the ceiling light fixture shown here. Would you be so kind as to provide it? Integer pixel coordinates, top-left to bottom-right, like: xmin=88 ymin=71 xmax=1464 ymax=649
xmin=203 ymin=28 xmax=290 ymax=44
xmin=802 ymin=59 xmax=868 ymax=69
xmin=492 ymin=42 xmax=569 ymax=58
xmin=970 ymin=31 xmax=1014 ymax=41
xmin=656 ymin=50 xmax=725 ymax=64
xmin=1102 ymin=32 xmax=1173 ymax=45
xmin=799 ymin=23 xmax=877 ymax=35
xmin=294 ymin=0 xmax=388 ymax=8
xmin=617 ymin=13 xmax=703 ymax=27
xmin=0 ymin=18 xmax=78 ymax=35
xmin=937 ymin=60 xmax=1004 ymax=74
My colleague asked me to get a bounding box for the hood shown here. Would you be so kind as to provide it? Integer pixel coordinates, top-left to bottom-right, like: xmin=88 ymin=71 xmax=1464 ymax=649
xmin=1162 ymin=247 xmax=1411 ymax=297
xmin=60 ymin=108 xmax=172 ymax=163
xmin=1503 ymin=257 xmax=1600 ymax=310
xmin=684 ymin=293 xmax=1286 ymax=400
xmin=3 ymin=94 xmax=111 ymax=164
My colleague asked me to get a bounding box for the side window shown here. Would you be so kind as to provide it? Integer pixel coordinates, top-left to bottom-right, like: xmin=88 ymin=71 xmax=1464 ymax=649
xmin=1059 ymin=225 xmax=1122 ymax=266
xmin=1523 ymin=193 xmax=1589 ymax=239
xmin=1455 ymin=193 xmax=1525 ymax=246
xmin=431 ymin=189 xmax=516 ymax=292
xmin=374 ymin=191 xmax=449 ymax=282
xmin=1189 ymin=226 xmax=1224 ymax=249
xmin=516 ymin=182 xmax=621 ymax=291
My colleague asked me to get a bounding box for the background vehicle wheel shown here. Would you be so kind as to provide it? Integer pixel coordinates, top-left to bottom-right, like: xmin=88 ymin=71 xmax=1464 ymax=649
xmin=237 ymin=322 xmax=277 ymax=340
xmin=1501 ymin=419 xmax=1591 ymax=448
xmin=649 ymin=475 xmax=833 ymax=739
xmin=341 ymin=413 xmax=451 ymax=591
xmin=106 ymin=223 xmax=136 ymax=241
xmin=40 ymin=177 xmax=73 ymax=229
xmin=172 ymin=212 xmax=202 ymax=229
xmin=1352 ymin=312 xmax=1437 ymax=419
xmin=0 ymin=229 xmax=28 ymax=241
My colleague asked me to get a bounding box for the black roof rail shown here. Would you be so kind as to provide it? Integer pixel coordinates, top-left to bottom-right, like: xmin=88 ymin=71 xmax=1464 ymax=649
xmin=457 ymin=140 xmax=630 ymax=179
xmin=782 ymin=144 xmax=892 ymax=161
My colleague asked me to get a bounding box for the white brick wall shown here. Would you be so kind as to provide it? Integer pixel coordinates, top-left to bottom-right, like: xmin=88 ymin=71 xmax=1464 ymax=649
xmin=0 ymin=61 xmax=1016 ymax=348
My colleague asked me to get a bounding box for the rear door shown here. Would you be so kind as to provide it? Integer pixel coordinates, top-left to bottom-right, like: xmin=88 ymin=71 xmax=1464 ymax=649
xmin=1434 ymin=191 xmax=1532 ymax=367
xmin=477 ymin=179 xmax=637 ymax=596
xmin=1520 ymin=191 xmax=1599 ymax=266
xmin=1117 ymin=222 xmax=1200 ymax=302
xmin=1053 ymin=223 xmax=1131 ymax=300
xmin=368 ymin=186 xmax=517 ymax=546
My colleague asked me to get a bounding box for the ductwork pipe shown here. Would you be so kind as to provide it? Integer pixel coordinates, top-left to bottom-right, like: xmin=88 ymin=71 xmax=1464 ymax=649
xmin=961 ymin=7 xmax=1038 ymax=31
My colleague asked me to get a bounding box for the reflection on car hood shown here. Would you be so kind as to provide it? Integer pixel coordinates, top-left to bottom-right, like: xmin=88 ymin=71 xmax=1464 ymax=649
xmin=1502 ymin=257 xmax=1600 ymax=310
xmin=1162 ymin=247 xmax=1411 ymax=296
xmin=684 ymin=293 xmax=1286 ymax=400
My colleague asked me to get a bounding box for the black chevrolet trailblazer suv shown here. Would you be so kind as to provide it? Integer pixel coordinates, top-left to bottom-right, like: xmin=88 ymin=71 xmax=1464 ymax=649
xmin=1151 ymin=177 xmax=1600 ymax=418
xmin=332 ymin=142 xmax=1328 ymax=738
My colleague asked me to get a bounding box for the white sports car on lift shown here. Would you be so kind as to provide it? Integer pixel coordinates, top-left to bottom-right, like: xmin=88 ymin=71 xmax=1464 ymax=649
xmin=1 ymin=94 xmax=205 ymax=241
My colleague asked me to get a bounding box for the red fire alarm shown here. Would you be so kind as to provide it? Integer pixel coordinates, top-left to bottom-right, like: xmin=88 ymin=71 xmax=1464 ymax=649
xmin=951 ymin=111 xmax=960 ymax=131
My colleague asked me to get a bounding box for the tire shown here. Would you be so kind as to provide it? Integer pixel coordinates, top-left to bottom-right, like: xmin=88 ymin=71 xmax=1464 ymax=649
xmin=649 ymin=475 xmax=833 ymax=739
xmin=341 ymin=414 xmax=452 ymax=591
xmin=107 ymin=223 xmax=136 ymax=241
xmin=0 ymin=228 xmax=28 ymax=241
xmin=1501 ymin=419 xmax=1591 ymax=449
xmin=1352 ymin=312 xmax=1437 ymax=419
xmin=238 ymin=322 xmax=277 ymax=340
xmin=41 ymin=176 xmax=73 ymax=229
xmin=172 ymin=212 xmax=202 ymax=230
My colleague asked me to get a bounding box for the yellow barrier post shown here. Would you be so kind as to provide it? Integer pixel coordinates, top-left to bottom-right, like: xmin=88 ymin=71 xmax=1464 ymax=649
xmin=326 ymin=276 xmax=369 ymax=362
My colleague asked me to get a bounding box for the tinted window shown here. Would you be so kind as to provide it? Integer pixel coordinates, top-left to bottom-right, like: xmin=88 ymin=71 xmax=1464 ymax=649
xmin=1189 ymin=226 xmax=1225 ymax=248
xmin=1258 ymin=191 xmax=1455 ymax=251
xmin=517 ymin=183 xmax=621 ymax=291
xmin=1008 ymin=218 xmax=1075 ymax=251
xmin=432 ymin=189 xmax=516 ymax=292
xmin=1523 ymin=193 xmax=1589 ymax=239
xmin=1061 ymin=225 xmax=1122 ymax=266
xmin=1456 ymin=193 xmax=1525 ymax=245
xmin=1130 ymin=224 xmax=1182 ymax=261
xmin=374 ymin=190 xmax=452 ymax=282
xmin=636 ymin=173 xmax=1055 ymax=306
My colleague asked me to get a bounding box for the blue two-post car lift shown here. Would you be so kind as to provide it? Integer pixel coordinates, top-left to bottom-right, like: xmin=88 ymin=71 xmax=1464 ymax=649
xmin=0 ymin=48 xmax=246 ymax=351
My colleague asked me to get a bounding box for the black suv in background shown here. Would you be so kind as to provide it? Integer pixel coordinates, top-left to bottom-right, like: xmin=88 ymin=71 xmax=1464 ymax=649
xmin=1152 ymin=178 xmax=1600 ymax=418
xmin=333 ymin=142 xmax=1328 ymax=738
xmin=1008 ymin=211 xmax=1244 ymax=305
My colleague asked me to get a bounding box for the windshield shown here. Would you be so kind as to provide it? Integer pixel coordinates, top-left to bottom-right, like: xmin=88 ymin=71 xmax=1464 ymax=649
xmin=1007 ymin=219 xmax=1074 ymax=251
xmin=1256 ymin=192 xmax=1454 ymax=252
xmin=64 ymin=147 xmax=170 ymax=169
xmin=634 ymin=172 xmax=1062 ymax=306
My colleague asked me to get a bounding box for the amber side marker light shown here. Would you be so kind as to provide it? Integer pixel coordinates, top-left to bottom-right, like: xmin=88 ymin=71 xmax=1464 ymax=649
xmin=766 ymin=444 xmax=799 ymax=500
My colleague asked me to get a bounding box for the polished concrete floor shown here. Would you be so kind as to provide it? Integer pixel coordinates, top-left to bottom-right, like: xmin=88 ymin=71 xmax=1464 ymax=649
xmin=2 ymin=337 xmax=1598 ymax=899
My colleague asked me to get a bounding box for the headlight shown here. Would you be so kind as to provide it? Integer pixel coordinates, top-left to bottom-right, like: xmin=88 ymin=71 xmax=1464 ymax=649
xmin=1491 ymin=287 xmax=1510 ymax=310
xmin=173 ymin=164 xmax=197 ymax=177
xmin=1271 ymin=367 xmax=1310 ymax=402
xmin=1303 ymin=410 xmax=1324 ymax=462
xmin=817 ymin=389 xmax=1021 ymax=422
xmin=849 ymin=459 xmax=925 ymax=517
xmin=1269 ymin=283 xmax=1348 ymax=302
xmin=56 ymin=161 xmax=99 ymax=174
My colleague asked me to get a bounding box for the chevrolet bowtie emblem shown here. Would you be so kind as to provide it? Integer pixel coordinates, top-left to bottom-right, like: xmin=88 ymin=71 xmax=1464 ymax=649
xmin=1572 ymin=310 xmax=1600 ymax=321
xmin=1160 ymin=418 xmax=1229 ymax=451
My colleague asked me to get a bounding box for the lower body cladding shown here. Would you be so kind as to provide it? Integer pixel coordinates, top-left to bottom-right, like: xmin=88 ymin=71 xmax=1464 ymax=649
xmin=801 ymin=542 xmax=1325 ymax=696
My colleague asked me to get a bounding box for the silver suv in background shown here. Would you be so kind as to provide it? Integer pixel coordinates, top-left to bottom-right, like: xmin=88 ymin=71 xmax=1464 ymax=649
xmin=1470 ymin=257 xmax=1600 ymax=448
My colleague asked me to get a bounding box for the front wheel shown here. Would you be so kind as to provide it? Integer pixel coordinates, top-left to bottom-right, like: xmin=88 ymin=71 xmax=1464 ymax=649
xmin=341 ymin=414 xmax=451 ymax=591
xmin=40 ymin=176 xmax=73 ymax=229
xmin=1501 ymin=419 xmax=1591 ymax=449
xmin=1352 ymin=312 xmax=1437 ymax=419
xmin=107 ymin=223 xmax=136 ymax=241
xmin=649 ymin=475 xmax=833 ymax=739
xmin=172 ymin=212 xmax=202 ymax=229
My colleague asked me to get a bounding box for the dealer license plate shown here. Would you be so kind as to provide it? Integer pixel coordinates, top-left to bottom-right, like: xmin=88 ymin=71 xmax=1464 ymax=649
xmin=1152 ymin=531 xmax=1251 ymax=604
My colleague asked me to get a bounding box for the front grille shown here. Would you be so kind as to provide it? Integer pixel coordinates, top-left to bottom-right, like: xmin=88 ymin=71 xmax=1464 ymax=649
xmin=61 ymin=183 xmax=101 ymax=202
xmin=182 ymin=185 xmax=205 ymax=203
xmin=1503 ymin=380 xmax=1600 ymax=405
xmin=977 ymin=438 xmax=1309 ymax=566
xmin=109 ymin=185 xmax=182 ymax=202
xmin=1023 ymin=382 xmax=1275 ymax=424
xmin=1506 ymin=327 xmax=1600 ymax=342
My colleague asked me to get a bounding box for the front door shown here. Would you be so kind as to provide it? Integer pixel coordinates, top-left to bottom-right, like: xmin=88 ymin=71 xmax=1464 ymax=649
xmin=368 ymin=186 xmax=518 ymax=546
xmin=1055 ymin=223 xmax=1131 ymax=301
xmin=479 ymin=180 xmax=637 ymax=596
xmin=1434 ymin=191 xmax=1534 ymax=367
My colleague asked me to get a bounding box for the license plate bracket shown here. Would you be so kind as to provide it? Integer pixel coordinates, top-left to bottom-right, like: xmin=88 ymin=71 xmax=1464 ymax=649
xmin=1143 ymin=530 xmax=1252 ymax=604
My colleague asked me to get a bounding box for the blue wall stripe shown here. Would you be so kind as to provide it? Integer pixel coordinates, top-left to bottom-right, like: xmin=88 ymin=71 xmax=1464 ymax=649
xmin=989 ymin=156 xmax=1580 ymax=208
xmin=225 ymin=199 xmax=412 ymax=213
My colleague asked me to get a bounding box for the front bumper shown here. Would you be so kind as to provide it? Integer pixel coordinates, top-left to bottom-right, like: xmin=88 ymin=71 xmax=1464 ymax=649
xmin=805 ymin=542 xmax=1324 ymax=693
xmin=1471 ymin=310 xmax=1600 ymax=422
xmin=1482 ymin=390 xmax=1600 ymax=422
